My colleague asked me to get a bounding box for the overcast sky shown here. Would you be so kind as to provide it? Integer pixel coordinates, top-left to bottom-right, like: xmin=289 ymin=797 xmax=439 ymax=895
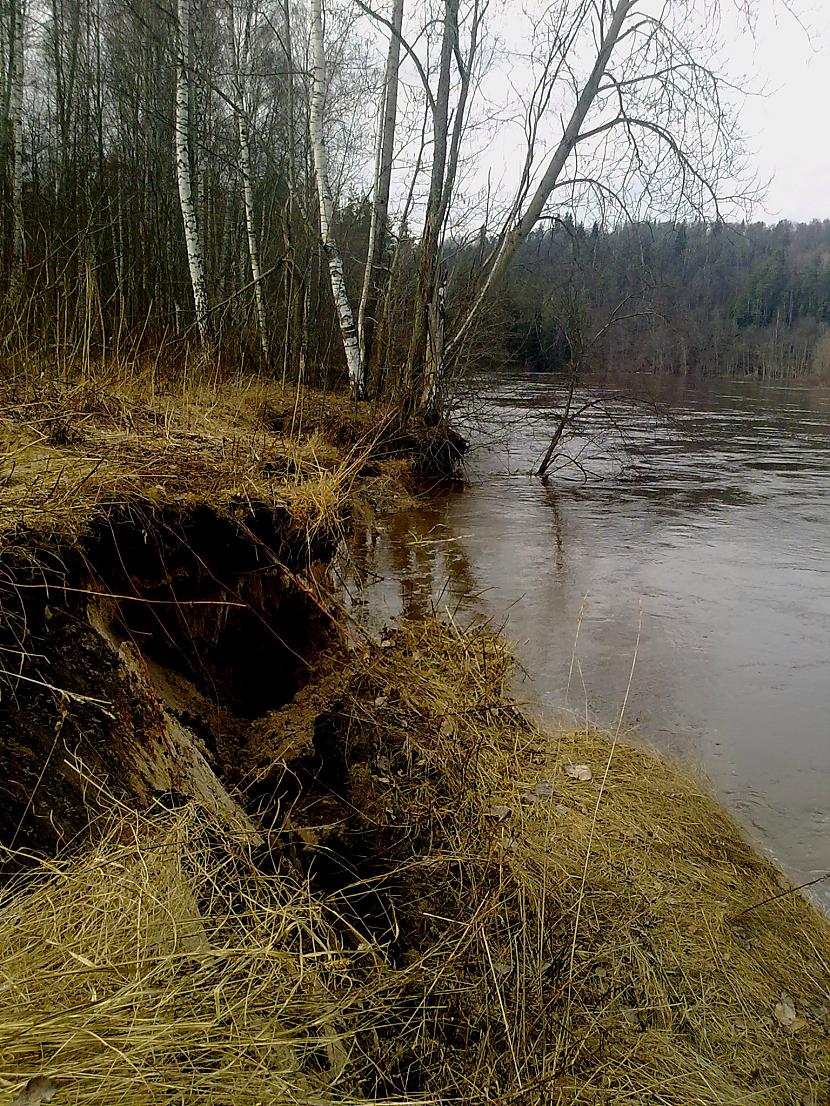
xmin=371 ymin=0 xmax=829 ymax=229
xmin=459 ymin=1 xmax=830 ymax=229
xmin=731 ymin=2 xmax=829 ymax=222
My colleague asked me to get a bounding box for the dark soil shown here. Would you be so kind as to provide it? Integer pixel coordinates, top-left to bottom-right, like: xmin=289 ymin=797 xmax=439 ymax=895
xmin=0 ymin=503 xmax=337 ymax=854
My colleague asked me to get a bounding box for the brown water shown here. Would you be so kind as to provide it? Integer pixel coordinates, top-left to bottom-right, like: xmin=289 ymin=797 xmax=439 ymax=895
xmin=344 ymin=373 xmax=830 ymax=908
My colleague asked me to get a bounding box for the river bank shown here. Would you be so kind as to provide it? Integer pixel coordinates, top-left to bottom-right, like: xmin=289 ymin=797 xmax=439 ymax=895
xmin=0 ymin=369 xmax=428 ymax=850
xmin=346 ymin=371 xmax=830 ymax=908
xmin=1 ymin=372 xmax=829 ymax=1105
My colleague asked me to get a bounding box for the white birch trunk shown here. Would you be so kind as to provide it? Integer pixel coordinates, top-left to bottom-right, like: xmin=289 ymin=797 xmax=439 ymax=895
xmin=174 ymin=0 xmax=210 ymax=345
xmin=309 ymin=0 xmax=365 ymax=398
xmin=357 ymin=0 xmax=403 ymax=375
xmin=10 ymin=0 xmax=25 ymax=281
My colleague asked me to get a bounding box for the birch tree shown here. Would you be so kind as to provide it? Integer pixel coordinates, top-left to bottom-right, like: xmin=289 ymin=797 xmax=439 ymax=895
xmin=0 ymin=0 xmax=770 ymax=400
xmin=309 ymin=0 xmax=365 ymax=398
xmin=175 ymin=0 xmax=211 ymax=345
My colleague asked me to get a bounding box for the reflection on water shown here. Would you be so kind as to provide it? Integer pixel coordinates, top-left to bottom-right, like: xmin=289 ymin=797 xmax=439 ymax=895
xmin=343 ymin=373 xmax=830 ymax=909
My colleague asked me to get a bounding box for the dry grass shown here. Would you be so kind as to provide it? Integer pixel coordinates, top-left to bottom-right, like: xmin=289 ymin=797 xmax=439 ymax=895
xmin=2 ymin=620 xmax=828 ymax=1105
xmin=296 ymin=619 xmax=830 ymax=1103
xmin=0 ymin=366 xmax=407 ymax=555
xmin=0 ymin=802 xmax=408 ymax=1106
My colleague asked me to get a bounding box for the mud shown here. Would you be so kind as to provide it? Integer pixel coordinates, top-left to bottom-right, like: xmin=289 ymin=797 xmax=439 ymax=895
xmin=0 ymin=503 xmax=337 ymax=853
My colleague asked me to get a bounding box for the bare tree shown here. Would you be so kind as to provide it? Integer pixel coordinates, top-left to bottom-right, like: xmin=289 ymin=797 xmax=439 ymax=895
xmin=449 ymin=0 xmax=749 ymax=361
xmin=309 ymin=0 xmax=365 ymax=398
xmin=357 ymin=0 xmax=404 ymax=379
xmin=280 ymin=0 xmax=302 ymax=383
xmin=356 ymin=0 xmax=487 ymax=413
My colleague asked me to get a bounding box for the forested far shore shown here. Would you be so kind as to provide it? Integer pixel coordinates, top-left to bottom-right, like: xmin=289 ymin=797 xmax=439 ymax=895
xmin=497 ymin=218 xmax=830 ymax=382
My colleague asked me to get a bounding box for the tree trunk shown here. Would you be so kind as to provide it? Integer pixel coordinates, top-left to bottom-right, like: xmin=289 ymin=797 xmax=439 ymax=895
xmin=420 ymin=0 xmax=482 ymax=412
xmin=175 ymin=0 xmax=210 ymax=345
xmin=10 ymin=0 xmax=25 ymax=284
xmin=405 ymin=0 xmax=456 ymax=413
xmin=217 ymin=186 xmax=235 ymax=299
xmin=280 ymin=0 xmax=304 ymax=382
xmin=229 ymin=2 xmax=269 ymax=363
xmin=357 ymin=0 xmax=403 ymax=380
xmin=308 ymin=0 xmax=365 ymax=398
xmin=449 ymin=0 xmax=634 ymax=357
xmin=237 ymin=110 xmax=269 ymax=361
xmin=537 ymin=374 xmax=575 ymax=477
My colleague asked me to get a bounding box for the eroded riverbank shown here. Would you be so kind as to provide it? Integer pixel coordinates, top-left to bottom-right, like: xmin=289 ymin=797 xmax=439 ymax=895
xmin=1 ymin=373 xmax=829 ymax=1104
xmin=4 ymin=617 xmax=830 ymax=1106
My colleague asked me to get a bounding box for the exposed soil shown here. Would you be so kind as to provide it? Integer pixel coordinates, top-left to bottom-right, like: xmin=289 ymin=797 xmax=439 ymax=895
xmin=0 ymin=501 xmax=341 ymax=852
xmin=0 ymin=375 xmax=429 ymax=854
xmin=4 ymin=612 xmax=829 ymax=1106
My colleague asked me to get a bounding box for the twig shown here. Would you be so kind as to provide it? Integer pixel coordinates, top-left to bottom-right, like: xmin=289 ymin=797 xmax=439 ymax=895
xmin=9 ymin=582 xmax=246 ymax=607
xmin=729 ymin=872 xmax=830 ymax=921
xmin=0 ymin=668 xmax=114 ymax=710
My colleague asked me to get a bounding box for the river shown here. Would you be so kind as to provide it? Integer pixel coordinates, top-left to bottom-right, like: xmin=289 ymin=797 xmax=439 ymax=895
xmin=344 ymin=372 xmax=830 ymax=909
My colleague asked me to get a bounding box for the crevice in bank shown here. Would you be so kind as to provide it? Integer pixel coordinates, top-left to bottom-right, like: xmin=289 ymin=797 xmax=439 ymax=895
xmin=0 ymin=502 xmax=341 ymax=854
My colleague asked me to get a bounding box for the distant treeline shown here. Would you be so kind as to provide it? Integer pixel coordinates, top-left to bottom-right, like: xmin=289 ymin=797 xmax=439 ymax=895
xmin=495 ymin=219 xmax=830 ymax=380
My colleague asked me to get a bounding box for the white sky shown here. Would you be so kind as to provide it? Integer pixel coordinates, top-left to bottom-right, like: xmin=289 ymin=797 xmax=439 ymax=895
xmin=447 ymin=0 xmax=830 ymax=228
xmin=351 ymin=0 xmax=829 ymax=228
xmin=733 ymin=2 xmax=830 ymax=222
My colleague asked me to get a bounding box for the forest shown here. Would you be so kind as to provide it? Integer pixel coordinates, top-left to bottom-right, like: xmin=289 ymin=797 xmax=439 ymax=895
xmin=500 ymin=217 xmax=830 ymax=380
xmin=4 ymin=0 xmax=808 ymax=411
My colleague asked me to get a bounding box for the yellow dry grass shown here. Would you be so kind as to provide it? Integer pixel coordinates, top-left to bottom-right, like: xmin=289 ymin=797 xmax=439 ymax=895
xmin=290 ymin=619 xmax=830 ymax=1103
xmin=2 ymin=620 xmax=827 ymax=1105
xmin=0 ymin=369 xmax=405 ymax=554
xmin=0 ymin=803 xmax=395 ymax=1106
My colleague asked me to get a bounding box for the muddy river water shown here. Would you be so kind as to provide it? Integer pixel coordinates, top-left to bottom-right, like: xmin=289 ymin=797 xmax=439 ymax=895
xmin=345 ymin=373 xmax=830 ymax=909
